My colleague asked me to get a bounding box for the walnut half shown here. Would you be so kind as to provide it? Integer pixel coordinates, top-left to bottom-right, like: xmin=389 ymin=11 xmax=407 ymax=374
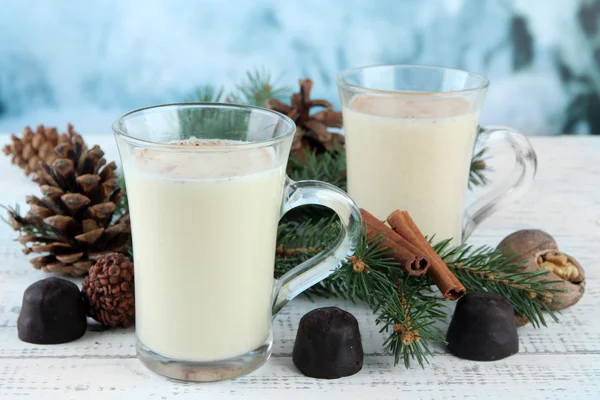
xmin=538 ymin=252 xmax=583 ymax=283
xmin=497 ymin=229 xmax=586 ymax=314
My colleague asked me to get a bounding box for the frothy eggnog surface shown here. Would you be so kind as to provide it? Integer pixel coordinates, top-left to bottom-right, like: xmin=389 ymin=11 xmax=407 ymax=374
xmin=125 ymin=139 xmax=285 ymax=361
xmin=343 ymin=95 xmax=479 ymax=244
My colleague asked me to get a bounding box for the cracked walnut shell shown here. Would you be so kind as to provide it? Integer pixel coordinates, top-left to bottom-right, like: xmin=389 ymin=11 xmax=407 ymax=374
xmin=497 ymin=230 xmax=585 ymax=313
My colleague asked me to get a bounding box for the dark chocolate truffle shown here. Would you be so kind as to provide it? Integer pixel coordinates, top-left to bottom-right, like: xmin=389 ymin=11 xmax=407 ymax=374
xmin=18 ymin=277 xmax=87 ymax=344
xmin=292 ymin=307 xmax=363 ymax=379
xmin=446 ymin=292 xmax=519 ymax=361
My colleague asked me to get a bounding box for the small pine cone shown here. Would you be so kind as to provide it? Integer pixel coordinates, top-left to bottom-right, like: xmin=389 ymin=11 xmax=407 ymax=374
xmin=267 ymin=79 xmax=344 ymax=161
xmin=82 ymin=253 xmax=134 ymax=328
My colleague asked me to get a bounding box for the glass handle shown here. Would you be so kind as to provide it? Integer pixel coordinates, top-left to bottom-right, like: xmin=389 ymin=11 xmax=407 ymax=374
xmin=463 ymin=126 xmax=537 ymax=241
xmin=272 ymin=178 xmax=362 ymax=315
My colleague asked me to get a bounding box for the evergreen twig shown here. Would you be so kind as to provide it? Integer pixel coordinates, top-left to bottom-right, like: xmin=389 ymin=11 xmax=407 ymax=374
xmin=469 ymin=148 xmax=489 ymax=188
xmin=275 ymin=220 xmax=562 ymax=368
xmin=287 ymin=149 xmax=347 ymax=191
xmin=227 ymin=67 xmax=290 ymax=107
xmin=2 ymin=205 xmax=59 ymax=239
xmin=434 ymin=239 xmax=561 ymax=327
xmin=183 ymin=85 xmax=225 ymax=103
xmin=183 ymin=67 xmax=290 ymax=107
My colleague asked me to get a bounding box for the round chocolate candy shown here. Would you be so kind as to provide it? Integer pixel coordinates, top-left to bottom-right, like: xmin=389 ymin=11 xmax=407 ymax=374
xmin=446 ymin=292 xmax=519 ymax=361
xmin=17 ymin=277 xmax=87 ymax=344
xmin=292 ymin=307 xmax=363 ymax=379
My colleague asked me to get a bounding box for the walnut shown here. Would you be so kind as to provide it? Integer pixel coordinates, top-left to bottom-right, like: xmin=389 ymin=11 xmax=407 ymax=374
xmin=537 ymin=252 xmax=582 ymax=282
xmin=497 ymin=230 xmax=585 ymax=316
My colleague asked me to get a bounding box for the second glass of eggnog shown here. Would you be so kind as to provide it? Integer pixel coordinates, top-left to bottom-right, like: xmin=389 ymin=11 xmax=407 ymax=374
xmin=113 ymin=104 xmax=361 ymax=382
xmin=338 ymin=65 xmax=536 ymax=244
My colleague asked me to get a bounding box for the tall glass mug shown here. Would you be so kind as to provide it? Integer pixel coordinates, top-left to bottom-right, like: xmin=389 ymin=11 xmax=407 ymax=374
xmin=337 ymin=65 xmax=536 ymax=244
xmin=113 ymin=104 xmax=361 ymax=382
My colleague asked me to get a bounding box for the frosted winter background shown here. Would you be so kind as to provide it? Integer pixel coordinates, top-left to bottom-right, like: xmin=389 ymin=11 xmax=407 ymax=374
xmin=0 ymin=0 xmax=599 ymax=135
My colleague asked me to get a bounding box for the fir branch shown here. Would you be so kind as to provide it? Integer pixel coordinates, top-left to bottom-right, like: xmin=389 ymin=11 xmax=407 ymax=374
xmin=2 ymin=205 xmax=59 ymax=239
xmin=276 ymin=219 xmax=563 ymax=368
xmin=182 ymin=67 xmax=290 ymax=108
xmin=274 ymin=217 xmax=347 ymax=298
xmin=178 ymin=68 xmax=290 ymax=141
xmin=377 ymin=280 xmax=446 ymax=368
xmin=115 ymin=175 xmax=133 ymax=259
xmin=469 ymin=148 xmax=489 ymax=188
xmin=330 ymin=234 xmax=446 ymax=367
xmin=183 ymin=85 xmax=225 ymax=103
xmin=114 ymin=174 xmax=129 ymax=222
xmin=434 ymin=239 xmax=561 ymax=327
xmin=227 ymin=67 xmax=290 ymax=107
xmin=328 ymin=233 xmax=400 ymax=304
xmin=276 ymin=223 xmax=447 ymax=367
xmin=287 ymin=150 xmax=347 ymax=191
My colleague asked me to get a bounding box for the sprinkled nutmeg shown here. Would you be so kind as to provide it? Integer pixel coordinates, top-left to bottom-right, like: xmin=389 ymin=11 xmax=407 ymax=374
xmin=82 ymin=253 xmax=134 ymax=328
xmin=497 ymin=230 xmax=585 ymax=317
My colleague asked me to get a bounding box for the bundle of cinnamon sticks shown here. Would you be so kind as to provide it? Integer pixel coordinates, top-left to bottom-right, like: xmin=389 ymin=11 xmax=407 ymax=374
xmin=360 ymin=209 xmax=465 ymax=300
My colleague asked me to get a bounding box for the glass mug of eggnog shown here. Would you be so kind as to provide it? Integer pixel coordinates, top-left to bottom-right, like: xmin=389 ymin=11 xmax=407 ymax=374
xmin=113 ymin=104 xmax=361 ymax=382
xmin=338 ymin=65 xmax=537 ymax=245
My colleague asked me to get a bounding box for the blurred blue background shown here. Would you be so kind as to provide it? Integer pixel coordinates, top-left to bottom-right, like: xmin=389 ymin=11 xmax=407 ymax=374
xmin=1 ymin=0 xmax=599 ymax=135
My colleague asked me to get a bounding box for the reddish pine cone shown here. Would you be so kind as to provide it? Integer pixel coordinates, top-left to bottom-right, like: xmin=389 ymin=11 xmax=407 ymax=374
xmin=82 ymin=253 xmax=134 ymax=328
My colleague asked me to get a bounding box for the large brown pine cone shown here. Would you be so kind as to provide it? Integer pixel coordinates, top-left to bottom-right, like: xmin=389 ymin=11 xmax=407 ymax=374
xmin=7 ymin=127 xmax=130 ymax=276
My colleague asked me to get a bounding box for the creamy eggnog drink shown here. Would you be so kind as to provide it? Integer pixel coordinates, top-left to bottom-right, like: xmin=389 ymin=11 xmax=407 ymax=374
xmin=114 ymin=103 xmax=363 ymax=381
xmin=125 ymin=139 xmax=285 ymax=361
xmin=343 ymin=96 xmax=479 ymax=244
xmin=339 ymin=66 xmax=537 ymax=246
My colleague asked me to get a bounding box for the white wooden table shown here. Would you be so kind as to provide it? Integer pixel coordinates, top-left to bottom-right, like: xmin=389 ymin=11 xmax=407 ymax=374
xmin=1 ymin=135 xmax=599 ymax=399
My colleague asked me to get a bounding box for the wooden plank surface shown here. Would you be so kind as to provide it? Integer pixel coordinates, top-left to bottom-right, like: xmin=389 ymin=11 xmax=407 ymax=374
xmin=0 ymin=134 xmax=599 ymax=399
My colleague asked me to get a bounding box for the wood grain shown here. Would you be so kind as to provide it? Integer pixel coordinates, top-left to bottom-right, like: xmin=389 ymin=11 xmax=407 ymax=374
xmin=0 ymin=135 xmax=599 ymax=399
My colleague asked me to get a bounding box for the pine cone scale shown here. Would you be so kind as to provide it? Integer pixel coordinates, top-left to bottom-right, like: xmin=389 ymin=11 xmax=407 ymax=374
xmin=75 ymin=228 xmax=105 ymax=244
xmin=304 ymin=120 xmax=333 ymax=142
xmin=55 ymin=252 xmax=84 ymax=263
xmin=61 ymin=193 xmax=91 ymax=212
xmin=40 ymin=185 xmax=64 ymax=200
xmin=28 ymin=205 xmax=53 ymax=220
xmin=307 ymin=100 xmax=334 ymax=110
xmin=31 ymin=242 xmax=72 ymax=253
xmin=312 ymin=110 xmax=343 ymax=128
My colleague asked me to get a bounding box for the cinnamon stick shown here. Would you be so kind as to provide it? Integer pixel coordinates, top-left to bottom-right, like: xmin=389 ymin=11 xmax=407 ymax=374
xmin=387 ymin=210 xmax=465 ymax=300
xmin=360 ymin=209 xmax=430 ymax=276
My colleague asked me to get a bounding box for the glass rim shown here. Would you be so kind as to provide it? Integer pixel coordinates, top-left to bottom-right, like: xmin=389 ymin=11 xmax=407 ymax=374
xmin=336 ymin=64 xmax=490 ymax=96
xmin=112 ymin=102 xmax=297 ymax=151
